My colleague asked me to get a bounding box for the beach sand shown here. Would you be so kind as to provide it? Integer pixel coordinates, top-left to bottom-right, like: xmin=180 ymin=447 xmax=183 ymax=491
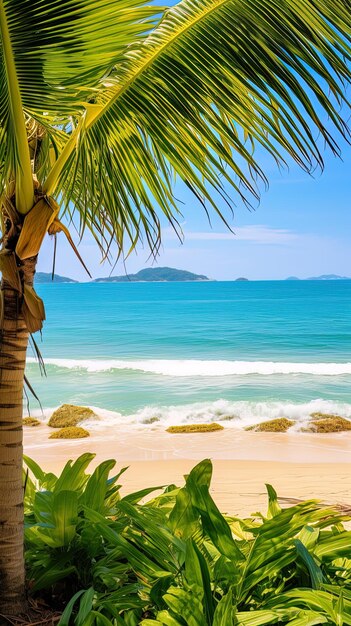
xmin=24 ymin=427 xmax=351 ymax=517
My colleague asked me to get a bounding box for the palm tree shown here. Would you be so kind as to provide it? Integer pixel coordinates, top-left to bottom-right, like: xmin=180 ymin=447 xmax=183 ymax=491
xmin=1 ymin=0 xmax=351 ymax=616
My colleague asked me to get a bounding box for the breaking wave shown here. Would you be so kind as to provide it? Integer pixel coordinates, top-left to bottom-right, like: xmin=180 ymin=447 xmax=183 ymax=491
xmin=26 ymin=357 xmax=351 ymax=377
xmin=29 ymin=398 xmax=351 ymax=431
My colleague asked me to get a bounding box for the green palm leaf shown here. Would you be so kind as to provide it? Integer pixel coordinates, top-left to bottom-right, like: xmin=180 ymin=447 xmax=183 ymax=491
xmin=0 ymin=0 xmax=33 ymax=211
xmin=0 ymin=0 xmax=162 ymax=215
xmin=42 ymin=0 xmax=351 ymax=255
xmin=1 ymin=0 xmax=161 ymax=119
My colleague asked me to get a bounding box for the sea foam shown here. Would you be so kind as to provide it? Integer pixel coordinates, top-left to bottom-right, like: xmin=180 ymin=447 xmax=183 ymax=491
xmin=26 ymin=357 xmax=351 ymax=377
xmin=28 ymin=398 xmax=351 ymax=432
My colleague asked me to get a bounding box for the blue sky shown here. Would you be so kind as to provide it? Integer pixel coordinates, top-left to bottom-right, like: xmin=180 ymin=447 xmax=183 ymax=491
xmin=37 ymin=133 xmax=351 ymax=282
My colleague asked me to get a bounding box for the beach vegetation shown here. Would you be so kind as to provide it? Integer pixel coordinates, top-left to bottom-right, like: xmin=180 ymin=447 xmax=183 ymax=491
xmin=48 ymin=404 xmax=97 ymax=428
xmin=167 ymin=423 xmax=224 ymax=433
xmin=306 ymin=415 xmax=351 ymax=433
xmin=246 ymin=418 xmax=295 ymax=432
xmin=23 ymin=417 xmax=41 ymax=427
xmin=2 ymin=0 xmax=351 ymax=615
xmin=23 ymin=455 xmax=351 ymax=625
xmin=49 ymin=427 xmax=90 ymax=439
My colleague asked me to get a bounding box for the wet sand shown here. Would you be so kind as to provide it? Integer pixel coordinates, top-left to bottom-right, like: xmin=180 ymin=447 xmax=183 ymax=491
xmin=24 ymin=427 xmax=351 ymax=517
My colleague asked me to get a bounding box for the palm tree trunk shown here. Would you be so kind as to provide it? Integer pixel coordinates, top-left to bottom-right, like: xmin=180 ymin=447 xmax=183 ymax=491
xmin=0 ymin=255 xmax=36 ymax=616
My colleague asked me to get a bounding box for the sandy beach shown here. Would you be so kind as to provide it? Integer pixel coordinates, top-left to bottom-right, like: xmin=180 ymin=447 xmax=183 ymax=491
xmin=24 ymin=427 xmax=351 ymax=517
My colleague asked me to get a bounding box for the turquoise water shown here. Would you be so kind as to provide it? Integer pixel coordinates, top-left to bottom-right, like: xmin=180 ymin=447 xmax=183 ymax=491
xmin=26 ymin=281 xmax=351 ymax=429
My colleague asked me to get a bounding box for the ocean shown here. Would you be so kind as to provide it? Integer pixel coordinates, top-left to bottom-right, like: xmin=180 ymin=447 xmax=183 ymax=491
xmin=25 ymin=280 xmax=351 ymax=430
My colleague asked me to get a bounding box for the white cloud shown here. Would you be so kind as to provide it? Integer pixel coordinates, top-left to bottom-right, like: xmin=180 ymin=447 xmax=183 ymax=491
xmin=164 ymin=225 xmax=299 ymax=245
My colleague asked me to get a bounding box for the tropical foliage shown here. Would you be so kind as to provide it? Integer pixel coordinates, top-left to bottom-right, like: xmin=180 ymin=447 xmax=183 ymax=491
xmin=24 ymin=455 xmax=351 ymax=625
xmin=3 ymin=0 xmax=351 ymax=615
xmin=2 ymin=0 xmax=351 ymax=254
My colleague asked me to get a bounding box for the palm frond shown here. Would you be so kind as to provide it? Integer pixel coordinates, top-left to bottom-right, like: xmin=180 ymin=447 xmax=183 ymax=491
xmin=0 ymin=0 xmax=33 ymax=211
xmin=2 ymin=0 xmax=162 ymax=115
xmin=44 ymin=0 xmax=351 ymax=255
xmin=0 ymin=0 xmax=163 ymax=202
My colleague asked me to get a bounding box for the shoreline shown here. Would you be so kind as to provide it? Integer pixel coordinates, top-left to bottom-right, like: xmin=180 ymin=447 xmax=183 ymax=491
xmin=24 ymin=428 xmax=351 ymax=516
xmin=24 ymin=426 xmax=351 ymax=463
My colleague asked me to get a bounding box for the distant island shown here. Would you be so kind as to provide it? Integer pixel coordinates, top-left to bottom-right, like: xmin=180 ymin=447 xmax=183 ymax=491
xmin=32 ymin=270 xmax=350 ymax=284
xmin=286 ymin=274 xmax=350 ymax=281
xmin=93 ymin=267 xmax=210 ymax=283
xmin=308 ymin=274 xmax=350 ymax=281
xmin=35 ymin=272 xmax=78 ymax=284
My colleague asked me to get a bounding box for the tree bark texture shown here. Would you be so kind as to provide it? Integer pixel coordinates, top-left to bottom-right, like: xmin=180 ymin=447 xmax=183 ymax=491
xmin=0 ymin=255 xmax=36 ymax=616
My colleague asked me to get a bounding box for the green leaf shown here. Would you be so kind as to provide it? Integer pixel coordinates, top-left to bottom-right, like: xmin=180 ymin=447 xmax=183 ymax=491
xmin=0 ymin=0 xmax=162 ymax=119
xmin=0 ymin=0 xmax=33 ymax=211
xmin=31 ymin=489 xmax=53 ymax=525
xmin=163 ymin=586 xmax=207 ymax=625
xmin=41 ymin=0 xmax=351 ymax=258
xmin=24 ymin=455 xmax=51 ymax=485
xmin=150 ymin=575 xmax=175 ymax=610
xmin=31 ymin=564 xmax=77 ymax=592
xmin=212 ymin=589 xmax=234 ymax=626
xmin=53 ymin=490 xmax=78 ymax=546
xmin=268 ymin=589 xmax=351 ymax=625
xmin=82 ymin=459 xmax=116 ymax=513
xmin=106 ymin=531 xmax=172 ymax=580
xmin=169 ymin=482 xmax=200 ymax=541
xmin=298 ymin=526 xmax=320 ymax=551
xmin=122 ymin=485 xmax=166 ymax=505
xmin=287 ymin=611 xmax=329 ymax=626
xmin=23 ymin=467 xmax=37 ymax=510
xmin=90 ymin=613 xmax=115 ymax=626
xmin=335 ymin=592 xmax=344 ymax=626
xmin=75 ymin=587 xmax=95 ymax=626
xmin=315 ymin=532 xmax=351 ymax=561
xmin=184 ymin=540 xmax=214 ymax=624
xmin=54 ymin=453 xmax=95 ymax=493
xmin=266 ymin=484 xmax=282 ymax=519
xmin=184 ymin=461 xmax=243 ymax=563
xmin=235 ymin=609 xmax=292 ymax=626
xmin=33 ymin=490 xmax=78 ymax=548
xmin=117 ymin=498 xmax=183 ymax=573
xmin=58 ymin=589 xmax=87 ymax=626
xmin=295 ymin=539 xmax=324 ymax=590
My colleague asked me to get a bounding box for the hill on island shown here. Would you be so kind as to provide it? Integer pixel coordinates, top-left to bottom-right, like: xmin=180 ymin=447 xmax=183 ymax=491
xmin=94 ymin=267 xmax=210 ymax=283
xmin=35 ymin=272 xmax=78 ymax=283
xmin=286 ymin=274 xmax=350 ymax=281
xmin=308 ymin=274 xmax=350 ymax=280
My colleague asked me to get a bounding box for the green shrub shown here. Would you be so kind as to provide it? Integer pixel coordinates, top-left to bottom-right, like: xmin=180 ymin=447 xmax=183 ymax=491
xmin=246 ymin=417 xmax=295 ymax=432
xmin=48 ymin=404 xmax=97 ymax=428
xmin=166 ymin=423 xmax=224 ymax=433
xmin=23 ymin=455 xmax=351 ymax=626
xmin=49 ymin=426 xmax=90 ymax=439
xmin=23 ymin=417 xmax=41 ymax=427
